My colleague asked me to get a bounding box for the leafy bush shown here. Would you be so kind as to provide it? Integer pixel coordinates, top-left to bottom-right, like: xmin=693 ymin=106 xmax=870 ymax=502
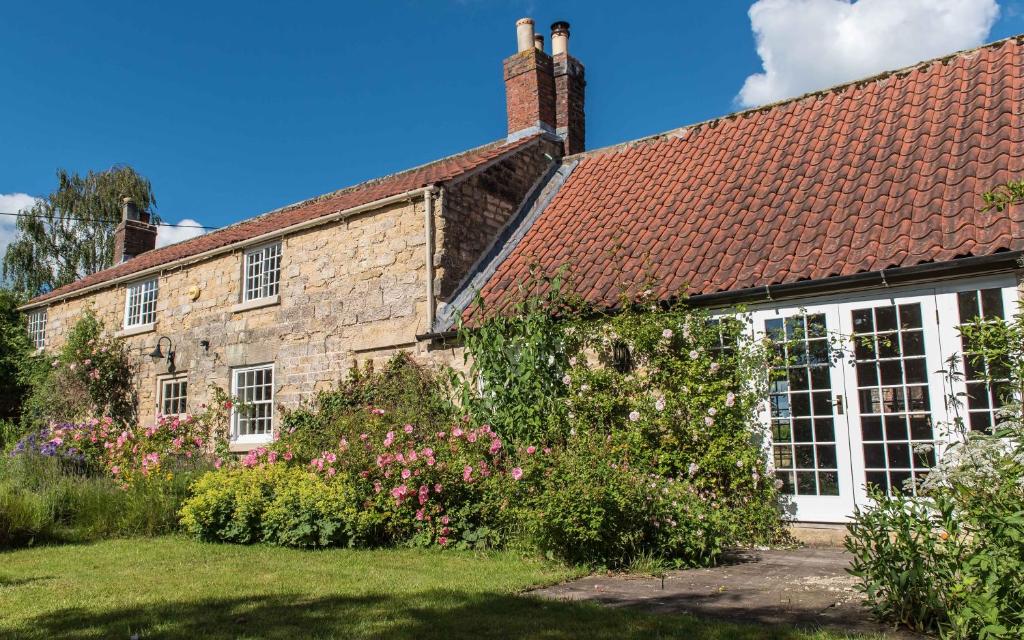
xmin=846 ymin=313 xmax=1024 ymax=639
xmin=279 ymin=354 xmax=456 ymax=463
xmin=460 ymin=282 xmax=785 ymax=548
xmin=20 ymin=311 xmax=136 ymax=429
xmin=179 ymin=464 xmax=364 ymax=548
xmin=528 ymin=434 xmax=726 ymax=567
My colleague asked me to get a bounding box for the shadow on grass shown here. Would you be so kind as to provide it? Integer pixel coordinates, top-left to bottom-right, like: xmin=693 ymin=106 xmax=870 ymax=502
xmin=5 ymin=590 xmax=837 ymax=640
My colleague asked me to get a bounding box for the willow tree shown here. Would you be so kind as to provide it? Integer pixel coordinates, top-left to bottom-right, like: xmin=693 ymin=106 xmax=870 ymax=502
xmin=3 ymin=166 xmax=157 ymax=296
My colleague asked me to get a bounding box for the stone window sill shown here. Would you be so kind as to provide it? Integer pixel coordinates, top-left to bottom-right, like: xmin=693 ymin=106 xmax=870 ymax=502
xmin=117 ymin=322 xmax=156 ymax=338
xmin=231 ymin=294 xmax=280 ymax=314
xmin=229 ymin=438 xmax=273 ymax=453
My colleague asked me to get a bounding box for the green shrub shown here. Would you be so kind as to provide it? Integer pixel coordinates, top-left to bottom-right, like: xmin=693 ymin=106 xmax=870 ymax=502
xmin=527 ymin=434 xmax=726 ymax=568
xmin=280 ymin=354 xmax=456 ymax=463
xmin=179 ymin=465 xmax=366 ymax=548
xmin=460 ymin=281 xmax=785 ymax=549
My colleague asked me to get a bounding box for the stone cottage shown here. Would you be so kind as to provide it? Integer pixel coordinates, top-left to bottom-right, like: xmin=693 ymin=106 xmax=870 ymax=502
xmin=21 ymin=19 xmax=1024 ymax=525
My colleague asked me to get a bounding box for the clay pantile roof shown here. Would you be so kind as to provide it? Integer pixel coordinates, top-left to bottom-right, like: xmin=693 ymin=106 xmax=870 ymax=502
xmin=28 ymin=135 xmax=541 ymax=306
xmin=476 ymin=36 xmax=1024 ymax=316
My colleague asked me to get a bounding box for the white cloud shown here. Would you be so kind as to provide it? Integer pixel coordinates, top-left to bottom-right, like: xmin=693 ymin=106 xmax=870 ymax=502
xmin=0 ymin=192 xmax=41 ymax=258
xmin=737 ymin=0 xmax=1000 ymax=107
xmin=156 ymin=219 xmax=208 ymax=248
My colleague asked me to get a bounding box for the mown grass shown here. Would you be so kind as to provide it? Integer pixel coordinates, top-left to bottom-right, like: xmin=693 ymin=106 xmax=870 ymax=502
xmin=0 ymin=537 xmax=885 ymax=639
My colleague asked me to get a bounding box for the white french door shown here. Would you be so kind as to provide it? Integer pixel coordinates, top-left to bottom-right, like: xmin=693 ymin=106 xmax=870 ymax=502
xmin=836 ymin=293 xmax=947 ymax=506
xmin=752 ymin=304 xmax=858 ymax=523
xmin=747 ymin=276 xmax=1019 ymax=523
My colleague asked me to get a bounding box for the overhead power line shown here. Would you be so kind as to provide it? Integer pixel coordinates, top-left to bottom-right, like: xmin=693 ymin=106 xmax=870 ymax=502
xmin=0 ymin=211 xmax=219 ymax=231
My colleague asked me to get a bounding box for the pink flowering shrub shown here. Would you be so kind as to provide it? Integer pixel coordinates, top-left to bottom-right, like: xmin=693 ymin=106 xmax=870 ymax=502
xmin=16 ymin=395 xmax=229 ymax=486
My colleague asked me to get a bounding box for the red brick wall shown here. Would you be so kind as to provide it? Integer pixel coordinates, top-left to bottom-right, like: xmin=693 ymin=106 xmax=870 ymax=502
xmin=554 ymin=54 xmax=586 ymax=155
xmin=113 ymin=219 xmax=158 ymax=263
xmin=504 ymin=49 xmax=556 ymax=136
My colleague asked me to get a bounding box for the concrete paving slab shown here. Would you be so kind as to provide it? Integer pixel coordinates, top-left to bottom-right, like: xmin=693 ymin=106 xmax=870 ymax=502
xmin=530 ymin=548 xmax=924 ymax=638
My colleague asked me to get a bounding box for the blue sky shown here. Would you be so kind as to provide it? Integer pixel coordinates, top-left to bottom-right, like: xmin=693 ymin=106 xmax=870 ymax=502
xmin=2 ymin=0 xmax=1024 ymax=245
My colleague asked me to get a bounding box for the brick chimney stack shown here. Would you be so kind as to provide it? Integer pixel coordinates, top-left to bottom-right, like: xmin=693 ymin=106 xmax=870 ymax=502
xmin=551 ymin=21 xmax=586 ymax=154
xmin=113 ymin=196 xmax=157 ymax=263
xmin=504 ymin=18 xmax=557 ymax=141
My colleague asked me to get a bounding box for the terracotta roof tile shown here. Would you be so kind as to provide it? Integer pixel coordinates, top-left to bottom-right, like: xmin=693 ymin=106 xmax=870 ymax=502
xmin=475 ymin=37 xmax=1024 ymax=317
xmin=29 ymin=135 xmax=540 ymax=306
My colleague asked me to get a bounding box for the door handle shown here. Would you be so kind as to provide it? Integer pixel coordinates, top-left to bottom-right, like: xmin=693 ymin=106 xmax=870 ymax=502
xmin=834 ymin=395 xmax=844 ymax=414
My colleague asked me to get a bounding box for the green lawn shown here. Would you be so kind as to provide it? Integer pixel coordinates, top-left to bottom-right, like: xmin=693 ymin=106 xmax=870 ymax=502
xmin=0 ymin=537 xmax=877 ymax=639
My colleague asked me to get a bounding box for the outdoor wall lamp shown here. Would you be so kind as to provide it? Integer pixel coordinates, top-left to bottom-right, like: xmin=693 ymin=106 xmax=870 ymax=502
xmin=148 ymin=336 xmax=176 ymax=373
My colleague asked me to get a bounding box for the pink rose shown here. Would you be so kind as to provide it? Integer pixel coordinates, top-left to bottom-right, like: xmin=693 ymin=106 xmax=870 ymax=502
xmin=511 ymin=467 xmax=523 ymax=481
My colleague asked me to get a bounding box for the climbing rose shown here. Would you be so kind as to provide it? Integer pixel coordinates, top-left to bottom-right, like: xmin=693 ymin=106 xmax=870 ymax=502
xmin=725 ymin=392 xmax=736 ymax=407
xmin=511 ymin=467 xmax=523 ymax=481
xmin=628 ymin=411 xmax=640 ymax=422
xmin=662 ymin=328 xmax=673 ymax=339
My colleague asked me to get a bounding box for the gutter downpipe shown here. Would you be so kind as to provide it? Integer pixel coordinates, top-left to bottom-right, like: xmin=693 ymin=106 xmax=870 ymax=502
xmin=424 ymin=186 xmax=439 ymax=331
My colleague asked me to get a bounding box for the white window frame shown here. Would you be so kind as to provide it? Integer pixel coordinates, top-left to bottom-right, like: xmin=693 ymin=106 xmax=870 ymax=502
xmin=158 ymin=375 xmax=189 ymax=417
xmin=242 ymin=242 xmax=282 ymax=302
xmin=124 ymin=278 xmax=158 ymax=328
xmin=231 ymin=364 xmax=275 ymax=444
xmin=27 ymin=308 xmax=47 ymax=349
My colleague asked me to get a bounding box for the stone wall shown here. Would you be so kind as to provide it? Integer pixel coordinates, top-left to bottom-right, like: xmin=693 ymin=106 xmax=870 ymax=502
xmin=43 ymin=198 xmax=434 ymax=436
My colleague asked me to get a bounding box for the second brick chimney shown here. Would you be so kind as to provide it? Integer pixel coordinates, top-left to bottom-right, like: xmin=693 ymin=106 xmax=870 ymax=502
xmin=551 ymin=21 xmax=586 ymax=155
xmin=504 ymin=18 xmax=557 ymax=140
xmin=113 ymin=197 xmax=157 ymax=263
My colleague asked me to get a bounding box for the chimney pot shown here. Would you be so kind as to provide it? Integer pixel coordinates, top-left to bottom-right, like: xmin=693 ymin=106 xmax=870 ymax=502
xmin=516 ymin=18 xmax=535 ymax=53
xmin=551 ymin=21 xmax=570 ymax=56
xmin=534 ymin=34 xmax=545 ymax=51
xmin=122 ymin=196 xmax=139 ymax=221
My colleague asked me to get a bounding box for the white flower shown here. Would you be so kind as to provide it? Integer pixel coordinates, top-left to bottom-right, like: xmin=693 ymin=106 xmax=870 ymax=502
xmin=562 ymin=375 xmax=572 ymax=385
xmin=725 ymin=392 xmax=736 ymax=407
xmin=688 ymin=462 xmax=699 ymax=476
xmin=580 ymin=383 xmax=590 ymax=392
xmin=735 ymin=460 xmax=744 ymax=468
xmin=569 ymin=356 xmax=577 ymax=366
xmin=628 ymin=410 xmax=641 ymax=422
xmin=709 ymin=362 xmax=720 ymax=374
xmin=707 ymin=407 xmax=717 ymax=416
xmin=655 ymin=397 xmax=666 ymax=412
xmin=774 ymin=479 xmax=785 ymax=490
xmin=688 ymin=350 xmax=699 ymax=360
xmin=548 ymin=355 xmax=555 ymax=365
xmin=704 ymin=416 xmax=715 ymax=427
xmin=662 ymin=328 xmax=674 ymax=339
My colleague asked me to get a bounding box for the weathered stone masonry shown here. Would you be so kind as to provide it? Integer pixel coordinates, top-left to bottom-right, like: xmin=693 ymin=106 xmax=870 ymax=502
xmin=40 ymin=141 xmax=559 ymax=436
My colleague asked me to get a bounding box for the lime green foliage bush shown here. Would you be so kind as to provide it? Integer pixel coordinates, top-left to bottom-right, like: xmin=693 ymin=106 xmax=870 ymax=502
xmin=846 ymin=313 xmax=1024 ymax=639
xmin=1 ymin=452 xmax=206 ymax=547
xmin=20 ymin=310 xmax=136 ymax=429
xmin=179 ymin=465 xmax=365 ymax=548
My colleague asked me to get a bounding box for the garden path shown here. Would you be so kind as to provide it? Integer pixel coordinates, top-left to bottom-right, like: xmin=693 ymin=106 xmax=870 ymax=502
xmin=531 ymin=548 xmax=925 ymax=638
